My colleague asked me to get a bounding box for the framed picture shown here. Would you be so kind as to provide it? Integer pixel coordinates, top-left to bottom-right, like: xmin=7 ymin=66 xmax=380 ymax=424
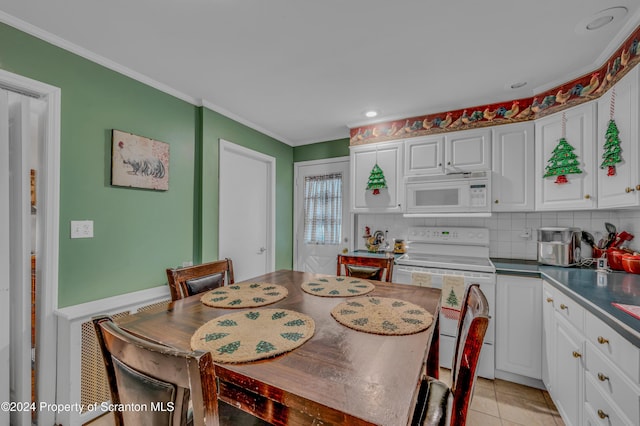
xmin=111 ymin=130 xmax=170 ymax=191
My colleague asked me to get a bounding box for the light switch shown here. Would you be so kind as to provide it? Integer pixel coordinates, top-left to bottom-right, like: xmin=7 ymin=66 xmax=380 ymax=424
xmin=71 ymin=220 xmax=94 ymax=239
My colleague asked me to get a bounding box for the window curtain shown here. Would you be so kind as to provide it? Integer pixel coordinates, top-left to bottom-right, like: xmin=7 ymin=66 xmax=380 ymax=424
xmin=303 ymin=173 xmax=342 ymax=245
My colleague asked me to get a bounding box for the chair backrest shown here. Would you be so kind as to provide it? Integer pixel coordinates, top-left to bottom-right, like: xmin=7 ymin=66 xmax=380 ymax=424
xmin=336 ymin=254 xmax=394 ymax=282
xmin=448 ymin=284 xmax=490 ymax=425
xmin=93 ymin=315 xmax=219 ymax=426
xmin=166 ymin=258 xmax=234 ymax=301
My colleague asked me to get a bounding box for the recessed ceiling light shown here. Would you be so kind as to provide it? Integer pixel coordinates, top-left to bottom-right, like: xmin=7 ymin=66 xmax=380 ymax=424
xmin=365 ymin=110 xmax=378 ymax=118
xmin=576 ymin=7 xmax=627 ymax=34
xmin=510 ymin=82 xmax=527 ymax=89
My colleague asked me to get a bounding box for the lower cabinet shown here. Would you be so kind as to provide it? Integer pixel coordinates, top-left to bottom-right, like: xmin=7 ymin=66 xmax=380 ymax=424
xmin=541 ymin=280 xmax=640 ymax=426
xmin=495 ymin=275 xmax=542 ymax=384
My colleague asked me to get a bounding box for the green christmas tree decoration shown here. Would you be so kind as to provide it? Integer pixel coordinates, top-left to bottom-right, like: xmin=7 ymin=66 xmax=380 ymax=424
xmin=601 ymin=119 xmax=622 ymax=176
xmin=366 ymin=163 xmax=387 ymax=195
xmin=543 ymin=137 xmax=582 ymax=184
xmin=446 ymin=288 xmax=459 ymax=307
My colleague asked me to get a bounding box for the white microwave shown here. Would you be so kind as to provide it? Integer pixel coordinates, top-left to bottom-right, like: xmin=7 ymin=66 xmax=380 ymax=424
xmin=404 ymin=172 xmax=491 ymax=216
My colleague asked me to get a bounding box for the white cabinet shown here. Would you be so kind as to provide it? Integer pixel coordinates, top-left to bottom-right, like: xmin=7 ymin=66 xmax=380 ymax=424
xmin=535 ymin=102 xmax=597 ymax=210
xmin=445 ymin=128 xmax=491 ymax=172
xmin=404 ymin=135 xmax=445 ymax=175
xmin=492 ymin=122 xmax=535 ymax=211
xmin=350 ymin=141 xmax=404 ymax=213
xmin=495 ymin=275 xmax=542 ymax=382
xmin=552 ymin=314 xmax=585 ymax=426
xmin=541 ymin=282 xmax=555 ymax=391
xmin=597 ymin=65 xmax=640 ymax=208
xmin=403 ymin=128 xmax=491 ymax=177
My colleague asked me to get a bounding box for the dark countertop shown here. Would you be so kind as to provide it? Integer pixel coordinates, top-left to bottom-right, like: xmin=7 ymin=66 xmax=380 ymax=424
xmin=493 ymin=259 xmax=640 ymax=347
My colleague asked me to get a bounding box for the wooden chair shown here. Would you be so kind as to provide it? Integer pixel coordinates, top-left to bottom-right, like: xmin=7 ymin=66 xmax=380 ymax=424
xmin=336 ymin=254 xmax=395 ymax=282
xmin=93 ymin=315 xmax=219 ymax=425
xmin=166 ymin=259 xmax=234 ymax=301
xmin=411 ymin=284 xmax=490 ymax=426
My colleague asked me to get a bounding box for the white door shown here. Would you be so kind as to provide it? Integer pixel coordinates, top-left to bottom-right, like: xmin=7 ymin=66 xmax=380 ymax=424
xmin=0 ymin=89 xmax=10 ymax=426
xmin=219 ymin=140 xmax=275 ymax=282
xmin=294 ymin=158 xmax=350 ymax=274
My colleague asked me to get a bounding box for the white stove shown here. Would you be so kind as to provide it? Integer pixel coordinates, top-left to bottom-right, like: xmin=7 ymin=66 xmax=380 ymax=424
xmin=394 ymin=226 xmax=496 ymax=379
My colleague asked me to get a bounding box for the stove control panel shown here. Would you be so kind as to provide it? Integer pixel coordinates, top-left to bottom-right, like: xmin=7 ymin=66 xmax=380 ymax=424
xmin=407 ymin=226 xmax=490 ymax=245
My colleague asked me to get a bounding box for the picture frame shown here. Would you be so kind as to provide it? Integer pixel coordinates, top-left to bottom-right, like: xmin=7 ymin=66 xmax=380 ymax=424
xmin=111 ymin=129 xmax=170 ymax=191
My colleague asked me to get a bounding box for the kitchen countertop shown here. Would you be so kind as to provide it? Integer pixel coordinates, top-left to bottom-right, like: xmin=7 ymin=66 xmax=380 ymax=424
xmin=492 ymin=258 xmax=640 ymax=347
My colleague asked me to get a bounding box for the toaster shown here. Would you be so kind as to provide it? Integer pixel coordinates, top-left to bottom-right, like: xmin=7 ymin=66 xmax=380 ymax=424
xmin=538 ymin=227 xmax=581 ymax=267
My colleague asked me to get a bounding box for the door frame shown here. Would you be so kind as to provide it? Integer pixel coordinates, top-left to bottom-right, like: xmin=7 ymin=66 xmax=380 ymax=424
xmin=0 ymin=69 xmax=61 ymax=426
xmin=293 ymin=156 xmax=351 ymax=271
xmin=218 ymin=139 xmax=276 ymax=276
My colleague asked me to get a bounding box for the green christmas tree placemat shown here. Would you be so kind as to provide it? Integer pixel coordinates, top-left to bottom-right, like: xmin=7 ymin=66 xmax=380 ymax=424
xmin=200 ymin=282 xmax=288 ymax=308
xmin=301 ymin=276 xmax=375 ymax=297
xmin=331 ymin=297 xmax=433 ymax=335
xmin=191 ymin=309 xmax=315 ymax=363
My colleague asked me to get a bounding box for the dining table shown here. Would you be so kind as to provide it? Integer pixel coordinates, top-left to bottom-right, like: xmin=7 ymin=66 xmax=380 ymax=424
xmin=117 ymin=269 xmax=441 ymax=425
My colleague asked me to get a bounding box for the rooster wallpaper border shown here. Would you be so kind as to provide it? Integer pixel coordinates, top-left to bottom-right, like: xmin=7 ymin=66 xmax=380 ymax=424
xmin=111 ymin=129 xmax=170 ymax=191
xmin=350 ymin=24 xmax=640 ymax=146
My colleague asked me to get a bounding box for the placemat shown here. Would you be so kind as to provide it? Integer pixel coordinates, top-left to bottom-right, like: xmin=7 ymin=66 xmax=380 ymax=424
xmin=612 ymin=302 xmax=640 ymax=320
xmin=200 ymin=282 xmax=287 ymax=308
xmin=191 ymin=309 xmax=315 ymax=363
xmin=301 ymin=276 xmax=375 ymax=297
xmin=331 ymin=297 xmax=433 ymax=335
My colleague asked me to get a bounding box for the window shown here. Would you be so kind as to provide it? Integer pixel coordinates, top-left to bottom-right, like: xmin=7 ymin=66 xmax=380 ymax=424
xmin=303 ymin=173 xmax=342 ymax=245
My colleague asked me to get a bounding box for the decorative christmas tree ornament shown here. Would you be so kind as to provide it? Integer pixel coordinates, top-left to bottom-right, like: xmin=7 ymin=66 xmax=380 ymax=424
xmin=601 ymin=88 xmax=622 ymax=176
xmin=543 ymin=112 xmax=582 ymax=184
xmin=366 ymin=163 xmax=387 ymax=195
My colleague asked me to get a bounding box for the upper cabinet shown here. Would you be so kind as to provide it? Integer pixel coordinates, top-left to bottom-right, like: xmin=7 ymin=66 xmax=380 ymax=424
xmin=445 ymin=128 xmax=492 ymax=172
xmin=403 ymin=128 xmax=491 ymax=176
xmin=597 ymin=66 xmax=640 ymax=209
xmin=492 ymin=122 xmax=535 ymax=211
xmin=535 ymin=102 xmax=597 ymax=211
xmin=350 ymin=140 xmax=404 ymax=213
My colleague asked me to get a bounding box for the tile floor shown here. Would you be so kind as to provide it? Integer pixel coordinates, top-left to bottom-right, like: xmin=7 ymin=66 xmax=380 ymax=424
xmin=85 ymin=369 xmax=565 ymax=426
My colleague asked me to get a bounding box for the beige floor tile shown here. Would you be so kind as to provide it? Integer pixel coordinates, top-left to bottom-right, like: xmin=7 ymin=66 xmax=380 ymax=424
xmin=495 ymin=378 xmax=547 ymax=403
xmin=470 ymin=382 xmax=500 ymax=417
xmin=496 ymin=392 xmax=558 ymax=426
xmin=84 ymin=412 xmax=114 ymax=426
xmin=465 ymin=409 xmax=502 ymax=426
xmin=553 ymin=414 xmax=566 ymax=426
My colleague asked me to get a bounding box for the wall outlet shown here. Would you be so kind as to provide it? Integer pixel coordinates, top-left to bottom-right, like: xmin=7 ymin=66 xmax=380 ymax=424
xmin=70 ymin=220 xmax=93 ymax=239
xmin=519 ymin=228 xmax=532 ymax=240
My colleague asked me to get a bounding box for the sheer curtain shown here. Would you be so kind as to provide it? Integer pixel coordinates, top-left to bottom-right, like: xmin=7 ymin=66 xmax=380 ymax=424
xmin=303 ymin=173 xmax=342 ymax=245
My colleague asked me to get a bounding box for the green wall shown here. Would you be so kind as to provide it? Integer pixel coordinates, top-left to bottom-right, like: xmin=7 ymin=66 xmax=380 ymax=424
xmin=0 ymin=22 xmax=296 ymax=307
xmin=293 ymin=138 xmax=350 ymax=162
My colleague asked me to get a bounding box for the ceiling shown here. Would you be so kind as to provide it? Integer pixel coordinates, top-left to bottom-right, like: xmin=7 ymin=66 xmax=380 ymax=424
xmin=1 ymin=1 xmax=639 ymax=146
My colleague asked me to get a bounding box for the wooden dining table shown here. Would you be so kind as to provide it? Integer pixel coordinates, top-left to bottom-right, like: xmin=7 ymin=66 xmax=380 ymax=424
xmin=118 ymin=269 xmax=441 ymax=425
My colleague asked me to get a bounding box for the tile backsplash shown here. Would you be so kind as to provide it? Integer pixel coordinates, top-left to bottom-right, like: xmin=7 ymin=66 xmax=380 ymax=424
xmin=355 ymin=210 xmax=640 ymax=260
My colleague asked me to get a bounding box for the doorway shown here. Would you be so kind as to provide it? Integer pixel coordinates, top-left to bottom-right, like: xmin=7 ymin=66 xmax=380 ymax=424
xmin=0 ymin=70 xmax=61 ymax=426
xmin=218 ymin=140 xmax=275 ymax=282
xmin=294 ymin=158 xmax=350 ymax=275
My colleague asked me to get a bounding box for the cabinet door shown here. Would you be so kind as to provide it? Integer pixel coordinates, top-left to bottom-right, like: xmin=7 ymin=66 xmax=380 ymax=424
xmin=552 ymin=315 xmax=584 ymax=426
xmin=496 ymin=275 xmax=542 ymax=379
xmin=445 ymin=128 xmax=491 ymax=172
xmin=492 ymin=122 xmax=535 ymax=211
xmin=535 ymin=102 xmax=596 ymax=210
xmin=541 ymin=282 xmax=555 ymax=391
xmin=597 ymin=66 xmax=640 ymax=208
xmin=404 ymin=136 xmax=445 ymax=176
xmin=350 ymin=141 xmax=403 ymax=212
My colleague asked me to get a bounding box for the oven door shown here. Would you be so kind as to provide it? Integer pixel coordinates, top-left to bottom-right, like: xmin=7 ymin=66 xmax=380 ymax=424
xmin=394 ymin=264 xmax=496 ymax=378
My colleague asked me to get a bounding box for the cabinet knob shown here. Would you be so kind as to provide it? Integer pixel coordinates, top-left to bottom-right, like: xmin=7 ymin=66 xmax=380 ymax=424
xmin=447 ymin=161 xmax=451 ymax=166
xmin=597 ymin=409 xmax=609 ymax=419
xmin=494 ymin=199 xmax=499 ymax=204
xmin=546 ymin=297 xmax=553 ymax=303
xmin=438 ymin=163 xmax=442 ymax=167
xmin=597 ymin=373 xmax=609 ymax=382
xmin=625 ymin=187 xmax=635 ymax=193
xmin=584 ymin=194 xmax=591 ymax=199
xmin=560 ymin=303 xmax=568 ymax=310
xmin=597 ymin=336 xmax=609 ymax=345
xmin=636 ymin=184 xmax=640 ymax=191
xmin=572 ymin=351 xmax=582 ymax=358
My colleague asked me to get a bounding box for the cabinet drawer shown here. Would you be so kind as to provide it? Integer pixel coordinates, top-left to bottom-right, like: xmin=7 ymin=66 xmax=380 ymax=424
xmin=585 ymin=311 xmax=640 ymax=384
xmin=553 ymin=290 xmax=584 ymax=333
xmin=585 ymin=373 xmax=635 ymax=426
xmin=585 ymin=342 xmax=640 ymax=425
